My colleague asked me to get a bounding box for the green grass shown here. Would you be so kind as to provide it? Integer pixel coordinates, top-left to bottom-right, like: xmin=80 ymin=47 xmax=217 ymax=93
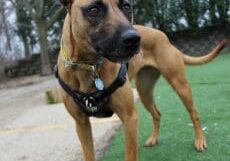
xmin=103 ymin=54 xmax=230 ymax=161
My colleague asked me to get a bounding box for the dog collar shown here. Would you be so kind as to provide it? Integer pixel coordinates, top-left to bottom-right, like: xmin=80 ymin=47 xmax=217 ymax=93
xmin=61 ymin=37 xmax=105 ymax=90
xmin=61 ymin=37 xmax=104 ymax=72
xmin=63 ymin=58 xmax=104 ymax=72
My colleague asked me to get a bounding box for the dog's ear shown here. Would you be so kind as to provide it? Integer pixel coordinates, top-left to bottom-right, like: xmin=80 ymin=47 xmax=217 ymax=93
xmin=60 ymin=0 xmax=73 ymax=9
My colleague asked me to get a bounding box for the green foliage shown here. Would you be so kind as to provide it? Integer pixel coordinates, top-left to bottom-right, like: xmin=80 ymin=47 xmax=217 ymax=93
xmin=14 ymin=0 xmax=66 ymax=74
xmin=133 ymin=0 xmax=230 ymax=32
xmin=16 ymin=5 xmax=36 ymax=51
xmin=103 ymin=54 xmax=230 ymax=161
xmin=45 ymin=90 xmax=60 ymax=105
xmin=182 ymin=0 xmax=199 ymax=29
xmin=15 ymin=0 xmax=65 ymax=55
xmin=14 ymin=0 xmax=230 ymax=55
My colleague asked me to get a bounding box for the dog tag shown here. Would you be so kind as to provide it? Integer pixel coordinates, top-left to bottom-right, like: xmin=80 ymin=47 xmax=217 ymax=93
xmin=95 ymin=78 xmax=104 ymax=90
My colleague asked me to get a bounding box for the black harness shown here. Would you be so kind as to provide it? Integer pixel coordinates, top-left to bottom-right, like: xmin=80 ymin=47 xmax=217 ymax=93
xmin=55 ymin=64 xmax=127 ymax=118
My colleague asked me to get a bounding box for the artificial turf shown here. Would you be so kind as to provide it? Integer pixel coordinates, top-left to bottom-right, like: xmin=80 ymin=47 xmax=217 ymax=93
xmin=103 ymin=54 xmax=230 ymax=161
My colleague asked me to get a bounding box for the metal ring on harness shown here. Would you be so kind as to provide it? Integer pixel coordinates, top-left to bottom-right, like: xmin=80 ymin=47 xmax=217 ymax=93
xmin=82 ymin=96 xmax=98 ymax=113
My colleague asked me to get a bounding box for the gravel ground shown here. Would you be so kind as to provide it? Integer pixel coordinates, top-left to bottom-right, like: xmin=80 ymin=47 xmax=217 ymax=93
xmin=0 ymin=75 xmax=138 ymax=161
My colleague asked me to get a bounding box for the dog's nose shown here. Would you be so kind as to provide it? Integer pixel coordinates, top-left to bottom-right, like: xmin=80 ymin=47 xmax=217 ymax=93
xmin=121 ymin=29 xmax=141 ymax=47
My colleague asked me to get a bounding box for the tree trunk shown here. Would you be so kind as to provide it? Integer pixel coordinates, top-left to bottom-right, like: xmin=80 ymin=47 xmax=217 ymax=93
xmin=36 ymin=19 xmax=52 ymax=76
xmin=22 ymin=37 xmax=30 ymax=59
xmin=0 ymin=1 xmax=12 ymax=52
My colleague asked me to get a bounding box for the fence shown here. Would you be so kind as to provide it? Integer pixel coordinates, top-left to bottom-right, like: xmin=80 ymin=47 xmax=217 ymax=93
xmin=169 ymin=25 xmax=230 ymax=55
xmin=4 ymin=53 xmax=58 ymax=78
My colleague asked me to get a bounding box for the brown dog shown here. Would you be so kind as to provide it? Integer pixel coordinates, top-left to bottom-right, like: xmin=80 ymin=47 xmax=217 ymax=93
xmin=57 ymin=0 xmax=229 ymax=161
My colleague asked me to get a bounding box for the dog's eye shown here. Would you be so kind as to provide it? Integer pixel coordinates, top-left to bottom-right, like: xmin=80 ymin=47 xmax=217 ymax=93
xmin=119 ymin=2 xmax=132 ymax=21
xmin=122 ymin=3 xmax=131 ymax=12
xmin=88 ymin=6 xmax=101 ymax=17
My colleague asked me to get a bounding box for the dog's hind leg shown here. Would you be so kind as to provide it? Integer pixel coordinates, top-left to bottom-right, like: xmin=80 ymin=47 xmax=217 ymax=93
xmin=135 ymin=66 xmax=161 ymax=147
xmin=162 ymin=65 xmax=207 ymax=151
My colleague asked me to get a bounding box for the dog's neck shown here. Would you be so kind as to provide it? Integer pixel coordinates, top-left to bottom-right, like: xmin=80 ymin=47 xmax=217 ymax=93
xmin=62 ymin=15 xmax=100 ymax=65
xmin=59 ymin=15 xmax=105 ymax=92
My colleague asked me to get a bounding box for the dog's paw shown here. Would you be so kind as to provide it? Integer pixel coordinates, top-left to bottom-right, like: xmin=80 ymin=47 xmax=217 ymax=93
xmin=144 ymin=136 xmax=158 ymax=147
xmin=194 ymin=138 xmax=208 ymax=151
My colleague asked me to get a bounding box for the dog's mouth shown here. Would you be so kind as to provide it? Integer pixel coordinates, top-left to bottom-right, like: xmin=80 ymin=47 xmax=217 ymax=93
xmin=106 ymin=54 xmax=133 ymax=63
xmin=96 ymin=47 xmax=139 ymax=63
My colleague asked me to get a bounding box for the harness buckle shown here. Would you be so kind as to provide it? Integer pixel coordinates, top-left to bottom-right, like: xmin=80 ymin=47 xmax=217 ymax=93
xmin=64 ymin=60 xmax=72 ymax=68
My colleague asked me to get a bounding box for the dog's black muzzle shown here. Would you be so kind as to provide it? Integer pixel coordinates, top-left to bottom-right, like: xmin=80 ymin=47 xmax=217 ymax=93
xmin=121 ymin=29 xmax=141 ymax=50
xmin=93 ymin=27 xmax=141 ymax=63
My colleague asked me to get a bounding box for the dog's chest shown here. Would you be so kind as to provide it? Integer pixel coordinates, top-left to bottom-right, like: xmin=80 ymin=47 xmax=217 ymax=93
xmin=56 ymin=64 xmax=127 ymax=118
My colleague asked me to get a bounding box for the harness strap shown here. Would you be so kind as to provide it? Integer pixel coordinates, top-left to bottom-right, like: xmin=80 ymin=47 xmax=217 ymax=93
xmin=55 ymin=64 xmax=127 ymax=117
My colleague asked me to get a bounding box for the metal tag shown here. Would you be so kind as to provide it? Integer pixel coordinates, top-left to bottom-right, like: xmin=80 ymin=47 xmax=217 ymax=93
xmin=95 ymin=78 xmax=104 ymax=90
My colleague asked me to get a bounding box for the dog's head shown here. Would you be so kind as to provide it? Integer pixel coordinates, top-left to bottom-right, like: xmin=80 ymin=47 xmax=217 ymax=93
xmin=60 ymin=0 xmax=141 ymax=63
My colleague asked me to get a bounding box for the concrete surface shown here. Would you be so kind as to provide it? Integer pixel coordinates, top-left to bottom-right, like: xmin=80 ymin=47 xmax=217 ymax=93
xmin=0 ymin=77 xmax=138 ymax=161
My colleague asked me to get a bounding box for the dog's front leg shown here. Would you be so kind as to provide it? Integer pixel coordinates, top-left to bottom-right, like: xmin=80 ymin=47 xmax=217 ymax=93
xmin=123 ymin=109 xmax=138 ymax=161
xmin=111 ymin=89 xmax=139 ymax=161
xmin=63 ymin=96 xmax=95 ymax=161
xmin=75 ymin=117 xmax=95 ymax=161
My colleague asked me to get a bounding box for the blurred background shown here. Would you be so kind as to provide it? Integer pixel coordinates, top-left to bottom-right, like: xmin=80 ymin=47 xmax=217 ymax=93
xmin=0 ymin=0 xmax=229 ymax=79
xmin=0 ymin=1 xmax=229 ymax=161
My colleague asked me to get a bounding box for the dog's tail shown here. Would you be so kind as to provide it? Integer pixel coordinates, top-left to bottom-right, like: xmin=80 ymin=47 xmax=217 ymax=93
xmin=183 ymin=39 xmax=230 ymax=65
